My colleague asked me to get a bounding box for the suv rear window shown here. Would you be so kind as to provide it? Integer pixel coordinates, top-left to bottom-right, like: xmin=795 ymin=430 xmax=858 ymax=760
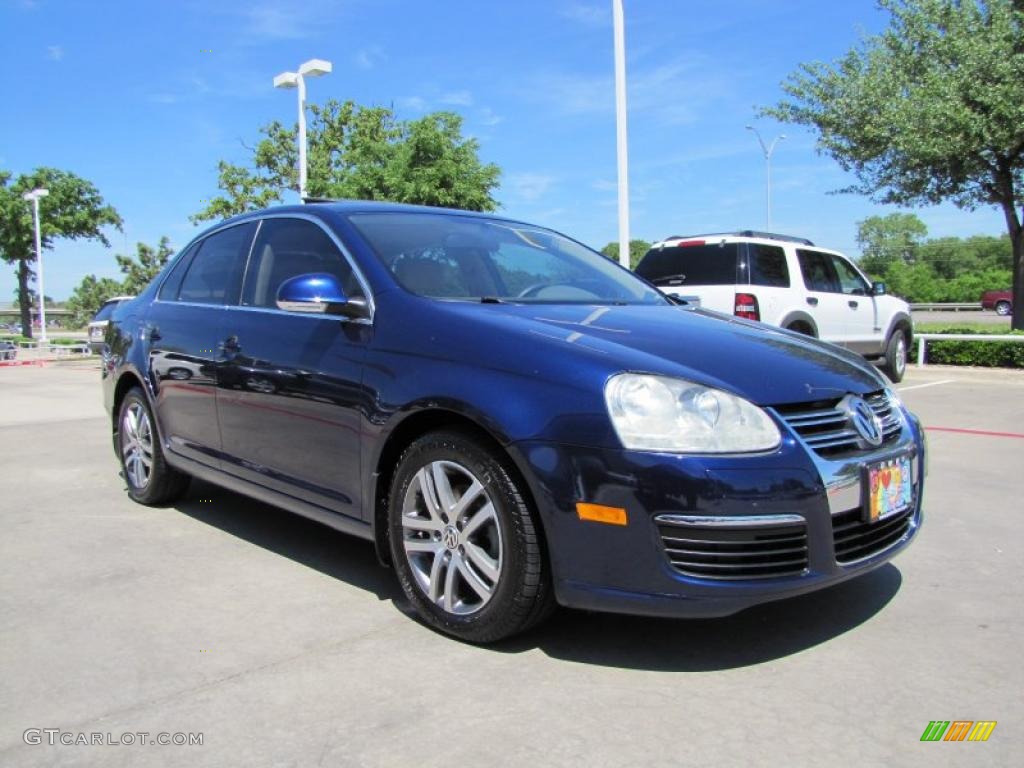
xmin=635 ymin=243 xmax=739 ymax=286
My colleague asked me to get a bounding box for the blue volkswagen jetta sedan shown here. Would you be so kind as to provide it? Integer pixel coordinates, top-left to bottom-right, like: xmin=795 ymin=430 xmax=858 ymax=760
xmin=102 ymin=201 xmax=924 ymax=642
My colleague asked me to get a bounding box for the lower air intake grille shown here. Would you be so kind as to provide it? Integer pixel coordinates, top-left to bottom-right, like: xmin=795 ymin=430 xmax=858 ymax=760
xmin=832 ymin=506 xmax=913 ymax=563
xmin=656 ymin=517 xmax=809 ymax=580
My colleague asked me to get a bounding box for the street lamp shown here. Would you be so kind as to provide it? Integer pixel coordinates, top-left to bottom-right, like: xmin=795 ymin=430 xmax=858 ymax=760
xmin=612 ymin=0 xmax=630 ymax=269
xmin=746 ymin=125 xmax=785 ymax=230
xmin=22 ymin=188 xmax=49 ymax=343
xmin=273 ymin=58 xmax=333 ymax=200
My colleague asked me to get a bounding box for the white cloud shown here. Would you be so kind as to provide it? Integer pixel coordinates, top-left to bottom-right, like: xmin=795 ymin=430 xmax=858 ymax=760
xmin=477 ymin=107 xmax=503 ymax=126
xmin=559 ymin=2 xmax=609 ymax=27
xmin=509 ymin=173 xmax=556 ymax=202
xmin=354 ymin=45 xmax=385 ymax=70
xmin=47 ymin=45 xmax=64 ymax=62
xmin=398 ymin=96 xmax=427 ymax=112
xmin=237 ymin=1 xmax=345 ymax=42
xmin=439 ymin=90 xmax=473 ymax=107
xmin=527 ymin=55 xmax=738 ymax=125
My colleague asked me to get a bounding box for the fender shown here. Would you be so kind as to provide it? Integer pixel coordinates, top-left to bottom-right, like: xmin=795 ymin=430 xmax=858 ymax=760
xmin=883 ymin=311 xmax=913 ymax=345
xmin=777 ymin=310 xmax=818 ymax=337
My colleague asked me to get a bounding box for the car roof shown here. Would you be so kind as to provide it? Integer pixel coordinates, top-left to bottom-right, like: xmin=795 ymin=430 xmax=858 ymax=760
xmin=650 ymin=232 xmax=845 ymax=257
xmin=206 ymin=200 xmax=534 ymax=235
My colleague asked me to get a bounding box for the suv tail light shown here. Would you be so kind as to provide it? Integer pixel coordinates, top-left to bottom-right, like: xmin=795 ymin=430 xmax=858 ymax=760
xmin=734 ymin=292 xmax=760 ymax=321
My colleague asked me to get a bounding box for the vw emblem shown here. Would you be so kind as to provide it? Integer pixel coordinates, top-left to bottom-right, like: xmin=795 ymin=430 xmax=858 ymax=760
xmin=842 ymin=395 xmax=883 ymax=448
xmin=442 ymin=525 xmax=459 ymax=551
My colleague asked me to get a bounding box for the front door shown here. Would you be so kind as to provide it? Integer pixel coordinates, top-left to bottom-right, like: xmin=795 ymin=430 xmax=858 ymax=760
xmin=215 ymin=217 xmax=371 ymax=519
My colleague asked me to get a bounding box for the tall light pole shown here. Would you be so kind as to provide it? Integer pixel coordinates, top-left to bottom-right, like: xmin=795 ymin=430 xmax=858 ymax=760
xmin=612 ymin=0 xmax=630 ymax=269
xmin=746 ymin=125 xmax=785 ymax=230
xmin=273 ymin=58 xmax=333 ymax=200
xmin=22 ymin=188 xmax=49 ymax=343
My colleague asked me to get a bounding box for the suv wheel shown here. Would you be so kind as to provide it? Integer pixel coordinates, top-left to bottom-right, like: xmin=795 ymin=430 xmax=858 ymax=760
xmin=388 ymin=430 xmax=553 ymax=643
xmin=117 ymin=387 xmax=190 ymax=505
xmin=995 ymin=300 xmax=1011 ymax=316
xmin=881 ymin=331 xmax=907 ymax=383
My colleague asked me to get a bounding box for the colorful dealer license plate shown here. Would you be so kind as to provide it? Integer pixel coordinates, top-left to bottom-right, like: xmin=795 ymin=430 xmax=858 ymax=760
xmin=865 ymin=455 xmax=913 ymax=523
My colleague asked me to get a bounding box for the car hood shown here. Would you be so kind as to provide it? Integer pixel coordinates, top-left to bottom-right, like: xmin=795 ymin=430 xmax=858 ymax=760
xmin=439 ymin=302 xmax=886 ymax=406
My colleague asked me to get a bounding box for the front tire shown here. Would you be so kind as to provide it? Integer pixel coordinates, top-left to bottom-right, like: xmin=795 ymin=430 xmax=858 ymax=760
xmin=117 ymin=387 xmax=190 ymax=505
xmin=388 ymin=430 xmax=553 ymax=643
xmin=995 ymin=301 xmax=1011 ymax=316
xmin=881 ymin=330 xmax=908 ymax=383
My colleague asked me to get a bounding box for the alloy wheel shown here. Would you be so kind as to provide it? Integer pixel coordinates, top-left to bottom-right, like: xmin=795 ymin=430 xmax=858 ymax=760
xmin=121 ymin=402 xmax=154 ymax=490
xmin=401 ymin=460 xmax=503 ymax=616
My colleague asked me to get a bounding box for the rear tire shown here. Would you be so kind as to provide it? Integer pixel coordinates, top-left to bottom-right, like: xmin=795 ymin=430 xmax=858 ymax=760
xmin=117 ymin=387 xmax=190 ymax=505
xmin=995 ymin=301 xmax=1011 ymax=316
xmin=881 ymin=331 xmax=908 ymax=383
xmin=786 ymin=322 xmax=815 ymax=337
xmin=388 ymin=430 xmax=553 ymax=643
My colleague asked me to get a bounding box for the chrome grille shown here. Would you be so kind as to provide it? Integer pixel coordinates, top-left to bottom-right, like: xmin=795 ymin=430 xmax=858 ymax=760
xmin=775 ymin=390 xmax=901 ymax=456
xmin=656 ymin=517 xmax=809 ymax=580
xmin=832 ymin=506 xmax=913 ymax=564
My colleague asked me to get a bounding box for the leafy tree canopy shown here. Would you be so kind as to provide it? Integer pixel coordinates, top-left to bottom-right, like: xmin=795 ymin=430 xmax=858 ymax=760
xmin=0 ymin=168 xmax=121 ymax=338
xmin=601 ymin=239 xmax=652 ymax=270
xmin=65 ymin=275 xmax=124 ymax=327
xmin=764 ymin=0 xmax=1024 ymax=328
xmin=193 ymin=101 xmax=500 ymax=223
xmin=117 ymin=236 xmax=174 ymax=295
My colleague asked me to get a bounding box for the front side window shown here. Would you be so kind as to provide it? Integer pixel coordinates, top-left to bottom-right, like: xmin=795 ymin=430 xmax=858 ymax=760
xmin=748 ymin=244 xmax=789 ymax=288
xmin=349 ymin=213 xmax=667 ymax=305
xmin=830 ymin=255 xmax=870 ymax=295
xmin=797 ymin=249 xmax=840 ymax=293
xmin=242 ymin=218 xmax=365 ymax=308
xmin=177 ymin=223 xmax=256 ymax=305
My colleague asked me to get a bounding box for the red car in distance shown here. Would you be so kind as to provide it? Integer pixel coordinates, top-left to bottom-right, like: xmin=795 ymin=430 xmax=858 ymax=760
xmin=980 ymin=289 xmax=1012 ymax=316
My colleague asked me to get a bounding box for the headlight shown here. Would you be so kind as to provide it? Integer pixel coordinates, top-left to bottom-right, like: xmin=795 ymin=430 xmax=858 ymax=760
xmin=604 ymin=373 xmax=781 ymax=453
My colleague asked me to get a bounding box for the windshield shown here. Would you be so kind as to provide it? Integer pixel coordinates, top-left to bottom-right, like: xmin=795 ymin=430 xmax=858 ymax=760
xmin=348 ymin=212 xmax=668 ymax=305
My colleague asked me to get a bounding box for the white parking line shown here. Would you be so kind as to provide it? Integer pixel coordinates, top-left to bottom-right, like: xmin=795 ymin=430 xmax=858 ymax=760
xmin=896 ymin=379 xmax=955 ymax=392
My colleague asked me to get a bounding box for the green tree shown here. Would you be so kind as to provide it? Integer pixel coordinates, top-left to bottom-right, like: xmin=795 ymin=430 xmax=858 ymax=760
xmin=193 ymin=100 xmax=500 ymax=223
xmin=855 ymin=213 xmax=928 ymax=274
xmin=601 ymin=239 xmax=652 ymax=270
xmin=764 ymin=0 xmax=1024 ymax=329
xmin=65 ymin=275 xmax=124 ymax=327
xmin=117 ymin=236 xmax=175 ymax=294
xmin=0 ymin=168 xmax=122 ymax=339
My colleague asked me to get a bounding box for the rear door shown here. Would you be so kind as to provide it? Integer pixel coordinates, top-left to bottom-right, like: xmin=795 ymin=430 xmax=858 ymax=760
xmin=795 ymin=248 xmax=849 ymax=343
xmin=146 ymin=222 xmax=256 ymax=468
xmin=635 ymin=241 xmax=739 ymax=312
xmin=214 ymin=216 xmax=371 ymax=518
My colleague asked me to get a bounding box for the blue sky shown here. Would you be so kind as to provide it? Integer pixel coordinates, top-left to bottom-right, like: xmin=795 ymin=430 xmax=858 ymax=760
xmin=1 ymin=0 xmax=1007 ymax=300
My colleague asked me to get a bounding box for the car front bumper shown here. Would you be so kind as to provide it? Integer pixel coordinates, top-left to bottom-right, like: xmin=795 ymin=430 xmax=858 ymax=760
xmin=512 ymin=410 xmax=925 ymax=619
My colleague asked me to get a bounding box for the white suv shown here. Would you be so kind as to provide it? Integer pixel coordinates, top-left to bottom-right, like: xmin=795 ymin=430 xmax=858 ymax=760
xmin=635 ymin=231 xmax=912 ymax=382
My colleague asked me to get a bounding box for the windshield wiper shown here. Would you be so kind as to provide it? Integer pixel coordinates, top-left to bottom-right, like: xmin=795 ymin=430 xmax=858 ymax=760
xmin=651 ymin=274 xmax=689 ymax=285
xmin=479 ymin=296 xmax=507 ymax=304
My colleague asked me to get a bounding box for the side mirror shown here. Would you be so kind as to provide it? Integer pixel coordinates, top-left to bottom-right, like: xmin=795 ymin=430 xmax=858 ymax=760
xmin=872 ymin=281 xmax=887 ymax=296
xmin=276 ymin=273 xmax=369 ymax=319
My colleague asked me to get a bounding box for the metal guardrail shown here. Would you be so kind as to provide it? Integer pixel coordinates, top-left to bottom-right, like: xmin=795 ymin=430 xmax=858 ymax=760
xmin=909 ymin=302 xmax=982 ymax=312
xmin=916 ymin=333 xmax=1024 ymax=366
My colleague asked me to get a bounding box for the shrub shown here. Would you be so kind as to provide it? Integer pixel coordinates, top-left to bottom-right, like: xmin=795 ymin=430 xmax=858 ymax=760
xmin=910 ymin=326 xmax=1024 ymax=368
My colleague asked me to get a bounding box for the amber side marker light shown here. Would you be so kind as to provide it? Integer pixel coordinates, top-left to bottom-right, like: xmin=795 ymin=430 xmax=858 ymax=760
xmin=576 ymin=502 xmax=628 ymax=526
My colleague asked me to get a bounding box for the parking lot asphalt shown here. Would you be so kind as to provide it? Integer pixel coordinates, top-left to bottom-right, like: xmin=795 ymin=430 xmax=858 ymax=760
xmin=1 ymin=361 xmax=1020 ymax=767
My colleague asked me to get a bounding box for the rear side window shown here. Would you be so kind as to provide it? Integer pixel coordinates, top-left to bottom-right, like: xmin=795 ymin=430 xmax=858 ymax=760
xmin=797 ymin=249 xmax=840 ymax=292
xmin=158 ymin=243 xmax=200 ymax=301
xmin=748 ymin=244 xmax=789 ymax=287
xmin=635 ymin=243 xmax=740 ymax=286
xmin=177 ymin=223 xmax=256 ymax=305
xmin=241 ymin=218 xmax=364 ymax=308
